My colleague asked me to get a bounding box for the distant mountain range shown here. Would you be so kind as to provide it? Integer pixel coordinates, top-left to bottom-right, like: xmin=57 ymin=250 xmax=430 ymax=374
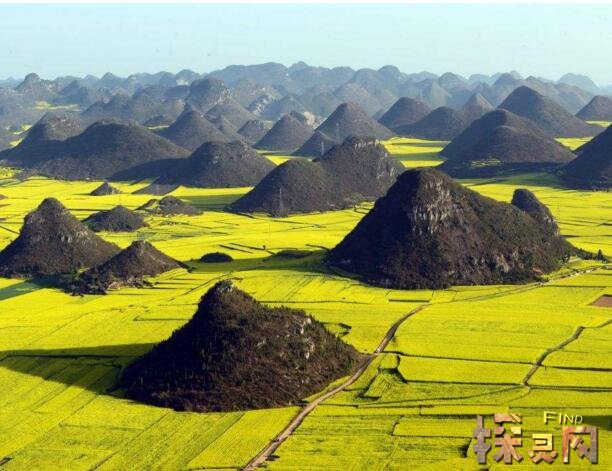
xmin=1 ymin=63 xmax=610 ymax=130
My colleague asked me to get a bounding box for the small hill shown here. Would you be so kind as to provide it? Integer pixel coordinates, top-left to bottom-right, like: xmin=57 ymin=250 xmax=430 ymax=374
xmin=396 ymin=107 xmax=470 ymax=140
xmin=23 ymin=121 xmax=190 ymax=180
xmin=205 ymin=100 xmax=255 ymax=128
xmin=144 ymin=115 xmax=174 ymax=128
xmin=159 ymin=109 xmax=228 ymax=151
xmin=327 ymin=168 xmax=573 ymax=289
xmin=289 ymin=110 xmax=317 ymax=128
xmin=132 ymin=183 xmax=179 ymax=195
xmin=185 ymin=78 xmax=232 ymax=111
xmin=71 ymin=241 xmax=183 ymax=294
xmin=0 ymin=198 xmax=119 ymax=277
xmin=22 ymin=112 xmax=84 ymax=145
xmin=499 ymin=86 xmax=601 ymax=137
xmin=0 ymin=112 xmax=85 ymax=165
xmin=254 ymin=114 xmax=313 ymax=151
xmin=439 ymin=109 xmax=575 ymax=176
xmin=82 ymin=93 xmax=183 ymax=125
xmin=237 ymin=119 xmax=273 ymax=144
xmin=15 ymin=73 xmax=58 ymax=101
xmin=138 ymin=196 xmax=201 ymax=216
xmin=293 ymin=130 xmax=340 ymax=157
xmin=560 ymin=125 xmax=612 ymax=189
xmin=558 ymin=73 xmax=600 ymax=95
xmin=90 ymin=182 xmax=121 ymax=196
xmin=257 ymin=95 xmax=309 ymax=121
xmin=200 ymin=252 xmax=233 ymax=263
xmin=208 ymin=115 xmax=245 ymax=141
xmin=576 ymin=96 xmax=612 ymax=121
xmin=461 ymin=93 xmax=494 ymax=120
xmin=117 ymin=281 xmax=359 ymax=411
xmin=231 ymin=137 xmax=404 ymax=216
xmin=315 ymin=102 xmax=393 ymax=141
xmin=378 ymin=97 xmax=432 ymax=132
xmin=56 ymin=80 xmax=105 ymax=108
xmin=0 ymin=129 xmax=12 ymax=151
xmin=84 ymin=206 xmax=147 ymax=232
xmin=155 ymin=141 xmax=275 ymax=188
xmin=511 ymin=189 xmax=560 ymax=235
xmin=418 ymin=81 xmax=451 ymax=108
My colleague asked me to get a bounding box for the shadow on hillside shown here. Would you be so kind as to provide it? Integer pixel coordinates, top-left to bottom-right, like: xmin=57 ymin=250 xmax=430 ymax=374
xmin=0 ymin=343 xmax=157 ymax=396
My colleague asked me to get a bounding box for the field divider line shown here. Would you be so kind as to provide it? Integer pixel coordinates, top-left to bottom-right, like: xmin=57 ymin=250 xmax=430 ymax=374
xmin=243 ymin=264 xmax=609 ymax=469
xmin=521 ymin=326 xmax=584 ymax=386
xmin=242 ymin=304 xmax=428 ymax=470
xmin=0 ymin=225 xmax=18 ymax=235
xmin=521 ymin=273 xmax=612 ymax=388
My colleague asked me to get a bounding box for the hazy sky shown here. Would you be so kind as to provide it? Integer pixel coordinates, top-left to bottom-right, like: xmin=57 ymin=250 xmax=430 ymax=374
xmin=1 ymin=4 xmax=611 ymax=85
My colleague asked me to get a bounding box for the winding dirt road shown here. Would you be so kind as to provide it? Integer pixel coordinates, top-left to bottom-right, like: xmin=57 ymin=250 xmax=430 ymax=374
xmin=242 ymin=304 xmax=427 ymax=470
xmin=243 ymin=263 xmax=610 ymax=470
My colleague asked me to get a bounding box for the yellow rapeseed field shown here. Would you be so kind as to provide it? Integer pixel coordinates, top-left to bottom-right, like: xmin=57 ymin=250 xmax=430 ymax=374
xmin=0 ymin=136 xmax=610 ymax=469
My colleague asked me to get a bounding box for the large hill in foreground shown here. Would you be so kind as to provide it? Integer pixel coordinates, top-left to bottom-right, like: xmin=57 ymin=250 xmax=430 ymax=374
xmin=118 ymin=281 xmax=359 ymax=411
xmin=328 ymin=168 xmax=573 ymax=289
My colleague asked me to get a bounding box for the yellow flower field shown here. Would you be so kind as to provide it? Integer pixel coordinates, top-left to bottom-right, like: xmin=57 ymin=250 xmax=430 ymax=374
xmin=0 ymin=138 xmax=610 ymax=469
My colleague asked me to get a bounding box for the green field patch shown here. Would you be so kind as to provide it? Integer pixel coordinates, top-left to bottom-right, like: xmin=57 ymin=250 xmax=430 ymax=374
xmin=397 ymin=356 xmax=530 ymax=384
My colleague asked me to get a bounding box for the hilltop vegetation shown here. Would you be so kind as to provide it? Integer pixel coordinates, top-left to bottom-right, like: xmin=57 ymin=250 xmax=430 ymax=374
xmin=84 ymin=205 xmax=147 ymax=232
xmin=231 ymin=137 xmax=404 ymax=215
xmin=0 ymin=157 xmax=609 ymax=469
xmin=2 ymin=120 xmax=189 ymax=180
xmin=119 ymin=281 xmax=359 ymax=411
xmin=0 ymin=197 xmax=118 ymax=277
xmin=499 ymin=86 xmax=602 ymax=137
xmin=155 ymin=141 xmax=275 ymax=188
xmin=254 ymin=114 xmax=313 ymax=152
xmin=328 ymin=168 xmax=574 ymax=289
xmin=70 ymin=240 xmax=183 ymax=294
xmin=0 ymin=63 xmax=609 ymax=467
xmin=439 ymin=109 xmax=576 ymax=176
xmin=560 ymin=124 xmax=612 ymax=189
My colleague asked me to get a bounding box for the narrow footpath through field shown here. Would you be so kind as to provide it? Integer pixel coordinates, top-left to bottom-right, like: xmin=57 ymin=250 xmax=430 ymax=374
xmin=243 ymin=263 xmax=610 ymax=470
xmin=243 ymin=304 xmax=428 ymax=470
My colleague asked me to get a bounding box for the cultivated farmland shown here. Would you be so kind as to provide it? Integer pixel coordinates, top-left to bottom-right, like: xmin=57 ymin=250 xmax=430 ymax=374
xmin=0 ymin=138 xmax=610 ymax=469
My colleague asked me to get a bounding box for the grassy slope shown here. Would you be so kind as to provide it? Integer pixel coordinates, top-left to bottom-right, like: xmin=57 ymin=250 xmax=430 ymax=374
xmin=0 ymin=137 xmax=610 ymax=469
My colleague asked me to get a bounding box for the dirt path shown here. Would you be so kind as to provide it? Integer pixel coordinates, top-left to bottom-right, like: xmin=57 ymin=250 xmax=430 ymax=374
xmin=522 ymin=326 xmax=585 ymax=386
xmin=243 ymin=263 xmax=610 ymax=470
xmin=521 ymin=264 xmax=612 ymax=385
xmin=242 ymin=304 xmax=427 ymax=470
